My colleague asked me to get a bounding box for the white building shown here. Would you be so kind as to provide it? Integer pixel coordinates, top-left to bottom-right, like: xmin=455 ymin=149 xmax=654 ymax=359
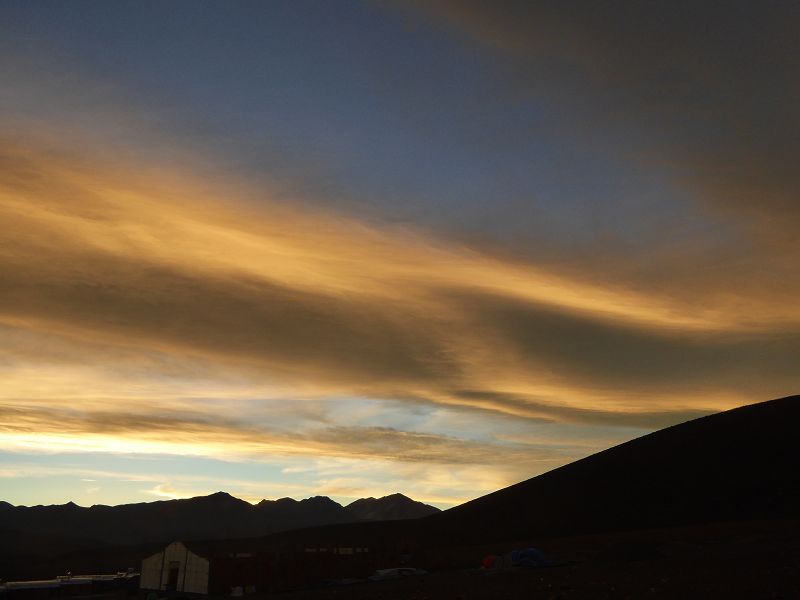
xmin=140 ymin=541 xmax=210 ymax=595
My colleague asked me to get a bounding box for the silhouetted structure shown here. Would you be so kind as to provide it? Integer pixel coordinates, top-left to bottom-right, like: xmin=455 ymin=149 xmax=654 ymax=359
xmin=139 ymin=538 xmax=400 ymax=594
xmin=0 ymin=573 xmax=138 ymax=600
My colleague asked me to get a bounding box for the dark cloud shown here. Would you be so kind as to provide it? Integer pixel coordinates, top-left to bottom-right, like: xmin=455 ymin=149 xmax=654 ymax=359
xmin=453 ymin=390 xmax=710 ymax=429
xmin=412 ymin=1 xmax=800 ymax=230
xmin=450 ymin=290 xmax=800 ymax=398
xmin=0 ymin=255 xmax=452 ymax=387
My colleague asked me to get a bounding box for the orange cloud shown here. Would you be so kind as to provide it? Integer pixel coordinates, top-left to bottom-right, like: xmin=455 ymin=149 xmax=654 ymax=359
xmin=0 ymin=132 xmax=798 ymax=467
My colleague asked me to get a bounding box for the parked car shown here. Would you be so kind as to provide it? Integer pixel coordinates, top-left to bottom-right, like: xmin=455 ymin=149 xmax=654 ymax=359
xmin=368 ymin=568 xmax=427 ymax=581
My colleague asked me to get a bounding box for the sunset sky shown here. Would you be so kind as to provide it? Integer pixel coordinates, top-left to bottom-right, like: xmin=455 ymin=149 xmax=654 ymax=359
xmin=1 ymin=1 xmax=797 ymax=509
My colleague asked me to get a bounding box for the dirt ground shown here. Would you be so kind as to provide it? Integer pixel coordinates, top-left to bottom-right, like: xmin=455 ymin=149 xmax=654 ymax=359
xmin=274 ymin=520 xmax=800 ymax=599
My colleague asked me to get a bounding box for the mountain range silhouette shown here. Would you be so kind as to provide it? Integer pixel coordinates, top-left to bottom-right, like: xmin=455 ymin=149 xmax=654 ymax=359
xmin=2 ymin=395 xmax=798 ymax=583
xmin=0 ymin=492 xmax=439 ymax=551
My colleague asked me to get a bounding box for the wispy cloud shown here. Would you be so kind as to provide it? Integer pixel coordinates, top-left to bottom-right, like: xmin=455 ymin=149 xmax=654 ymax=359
xmin=1 ymin=136 xmax=796 ymax=433
xmin=0 ymin=404 xmax=575 ymax=468
xmin=0 ymin=1 xmax=795 ymax=509
xmin=144 ymin=483 xmax=193 ymax=500
xmin=0 ymin=128 xmax=797 ymax=504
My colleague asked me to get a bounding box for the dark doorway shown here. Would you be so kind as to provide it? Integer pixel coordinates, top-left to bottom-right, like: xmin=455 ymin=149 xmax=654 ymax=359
xmin=166 ymin=561 xmax=180 ymax=591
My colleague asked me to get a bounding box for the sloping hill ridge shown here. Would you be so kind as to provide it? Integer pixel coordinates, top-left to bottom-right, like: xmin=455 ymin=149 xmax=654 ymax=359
xmin=424 ymin=395 xmax=800 ymax=544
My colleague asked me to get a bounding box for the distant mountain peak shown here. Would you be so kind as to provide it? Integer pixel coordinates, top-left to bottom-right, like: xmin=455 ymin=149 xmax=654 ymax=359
xmin=256 ymin=497 xmax=298 ymax=507
xmin=192 ymin=491 xmax=250 ymax=507
xmin=208 ymin=491 xmax=233 ymax=498
xmin=345 ymin=493 xmax=440 ymax=521
xmin=302 ymin=495 xmax=337 ymax=504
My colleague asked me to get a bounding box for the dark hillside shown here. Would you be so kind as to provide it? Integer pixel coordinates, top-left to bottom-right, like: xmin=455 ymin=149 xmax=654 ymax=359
xmin=424 ymin=395 xmax=800 ymax=544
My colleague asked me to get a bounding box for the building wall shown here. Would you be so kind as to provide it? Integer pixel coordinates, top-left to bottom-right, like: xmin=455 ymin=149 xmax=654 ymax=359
xmin=140 ymin=551 xmax=163 ymax=591
xmin=139 ymin=542 xmax=210 ymax=595
xmin=182 ymin=546 xmax=210 ymax=595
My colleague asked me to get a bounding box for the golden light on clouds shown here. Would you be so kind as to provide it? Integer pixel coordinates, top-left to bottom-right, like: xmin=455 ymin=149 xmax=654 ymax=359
xmin=1 ymin=0 xmax=797 ymax=510
xmin=1 ymin=132 xmax=798 ymax=501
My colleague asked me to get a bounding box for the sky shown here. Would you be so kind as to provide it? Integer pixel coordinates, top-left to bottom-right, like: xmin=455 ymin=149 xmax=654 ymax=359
xmin=0 ymin=0 xmax=797 ymax=509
